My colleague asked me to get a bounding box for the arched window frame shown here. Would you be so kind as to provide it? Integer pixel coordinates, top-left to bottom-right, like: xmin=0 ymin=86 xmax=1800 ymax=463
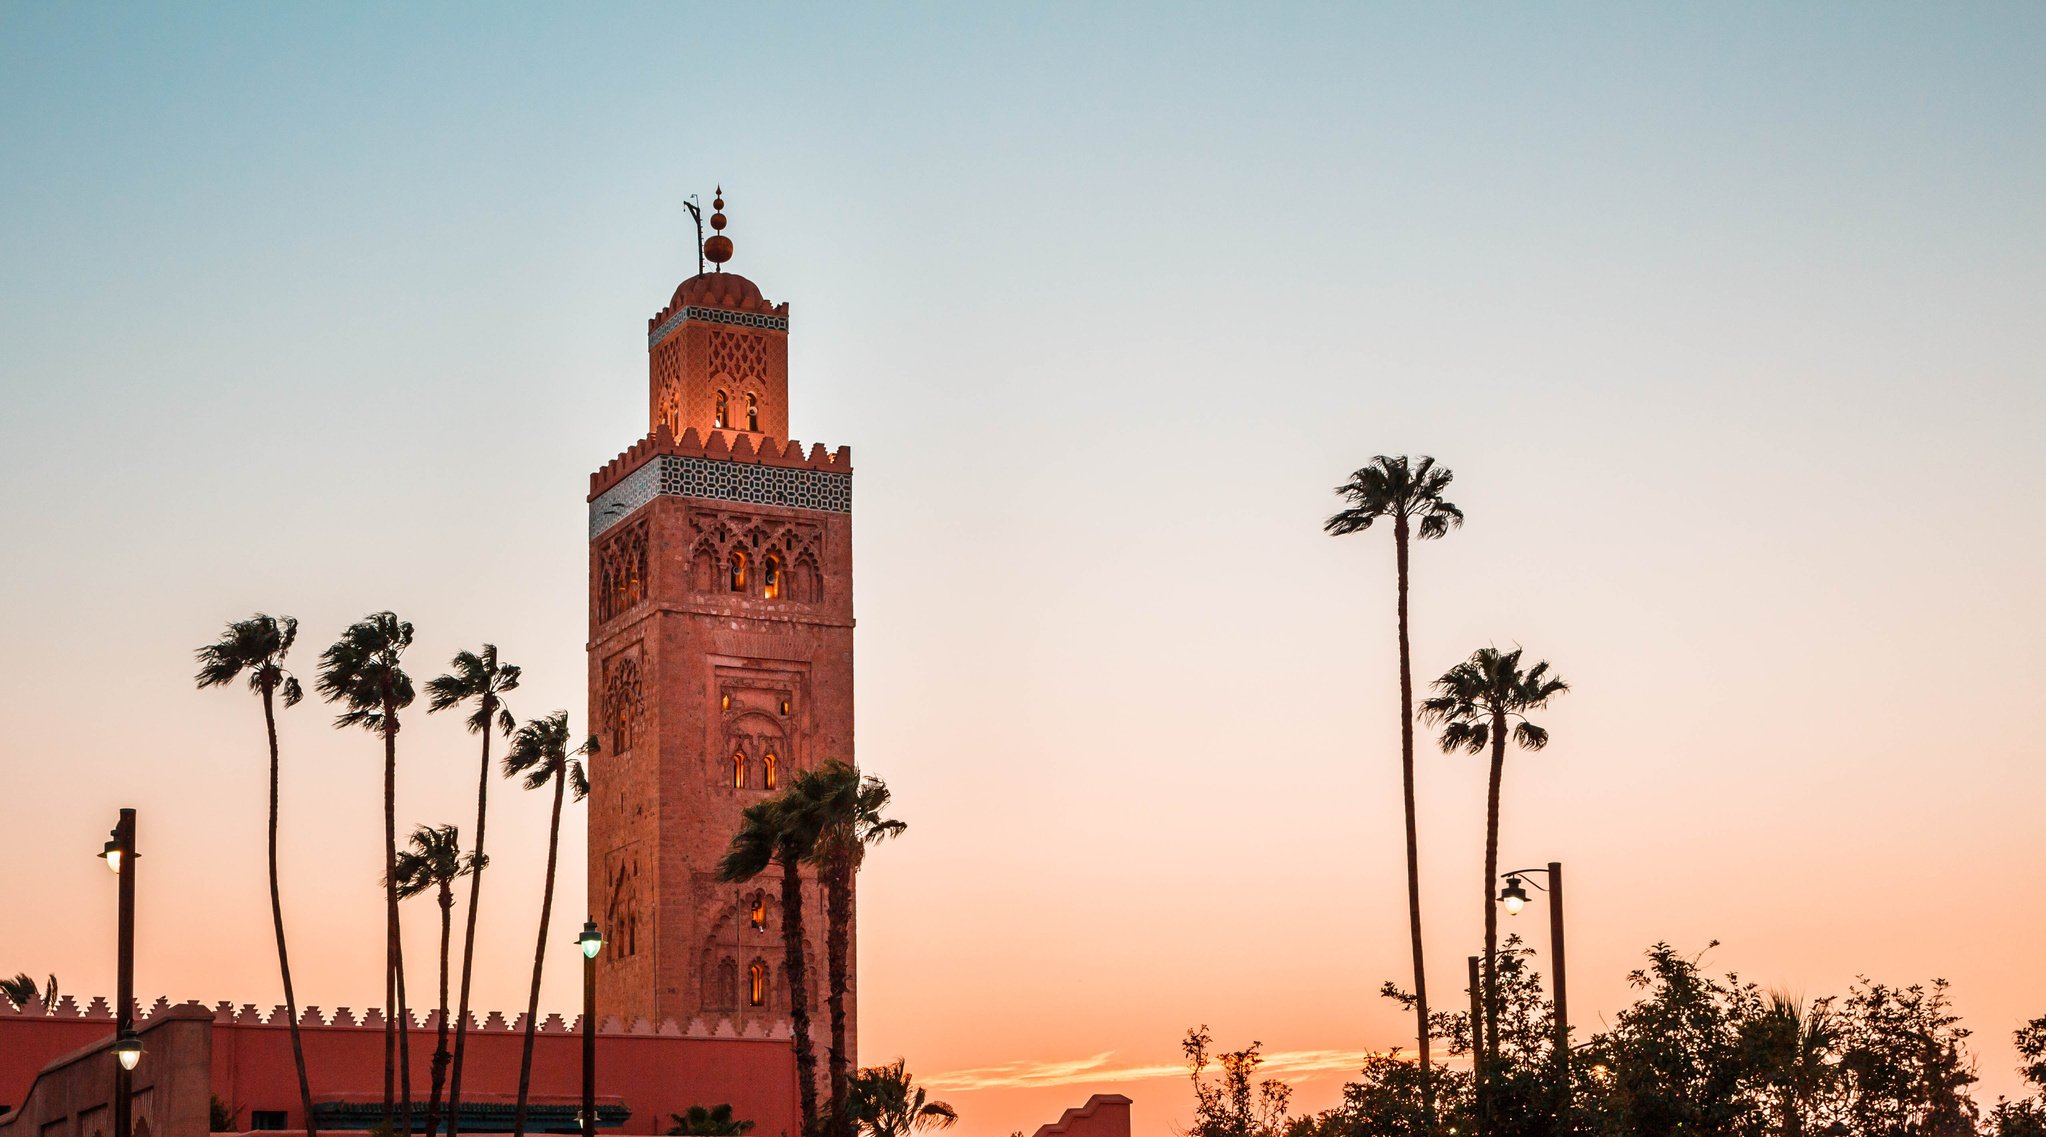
xmin=714 ymin=389 xmax=730 ymax=429
xmin=762 ymin=554 xmax=782 ymax=600
xmin=747 ymin=960 xmax=769 ymax=1007
xmin=731 ymin=750 xmax=747 ymax=789
xmin=728 ymin=550 xmax=749 ymax=592
xmin=746 ymin=393 xmax=760 ymax=432
xmin=763 ymin=751 xmax=778 ymax=790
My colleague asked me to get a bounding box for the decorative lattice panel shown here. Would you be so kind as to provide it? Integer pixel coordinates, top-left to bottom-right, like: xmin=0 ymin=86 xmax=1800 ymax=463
xmin=590 ymin=455 xmax=852 ymax=537
xmin=648 ymin=305 xmax=789 ymax=348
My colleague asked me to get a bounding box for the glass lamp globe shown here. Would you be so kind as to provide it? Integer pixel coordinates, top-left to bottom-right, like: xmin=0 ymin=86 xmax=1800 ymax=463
xmin=576 ymin=920 xmax=604 ymax=960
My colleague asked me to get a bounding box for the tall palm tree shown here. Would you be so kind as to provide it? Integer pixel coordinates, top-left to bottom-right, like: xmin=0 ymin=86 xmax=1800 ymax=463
xmin=720 ymin=794 xmax=825 ymax=1137
xmin=503 ymin=711 xmax=593 ymax=1137
xmin=844 ymin=1060 xmax=957 ymax=1137
xmin=1419 ymin=646 xmax=1567 ymax=1124
xmin=1325 ymin=454 xmax=1462 ymax=1130
xmin=391 ymin=824 xmax=472 ymax=1137
xmin=798 ymin=762 xmax=907 ymax=1137
xmin=319 ymin=611 xmax=418 ymax=1133
xmin=195 ymin=614 xmax=320 ymax=1137
xmin=424 ymin=646 xmax=519 ymax=1137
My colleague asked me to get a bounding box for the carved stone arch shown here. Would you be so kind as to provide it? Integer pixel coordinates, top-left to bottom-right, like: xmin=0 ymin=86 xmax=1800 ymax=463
xmin=792 ymin=548 xmax=824 ymax=605
xmin=689 ymin=538 xmax=718 ymax=593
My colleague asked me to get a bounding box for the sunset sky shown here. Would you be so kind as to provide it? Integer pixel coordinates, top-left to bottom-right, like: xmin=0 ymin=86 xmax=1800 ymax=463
xmin=3 ymin=5 xmax=2044 ymax=1135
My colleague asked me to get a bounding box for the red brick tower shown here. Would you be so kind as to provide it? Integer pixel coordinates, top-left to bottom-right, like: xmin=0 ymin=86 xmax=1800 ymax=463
xmin=586 ymin=195 xmax=853 ymax=1062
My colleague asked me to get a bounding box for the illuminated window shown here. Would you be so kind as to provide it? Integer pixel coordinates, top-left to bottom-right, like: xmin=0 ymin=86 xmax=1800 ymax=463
xmin=728 ymin=551 xmax=748 ymax=592
xmin=762 ymin=555 xmax=781 ymax=600
xmin=779 ymin=698 xmax=791 ymax=717
xmin=721 ymin=693 xmax=731 ymax=711
xmin=763 ymin=752 xmax=778 ymax=789
xmin=748 ymin=961 xmax=768 ymax=1007
xmin=750 ymin=893 xmax=768 ymax=932
xmin=714 ymin=390 xmax=729 ymax=429
xmin=746 ymin=394 xmax=759 ymax=432
xmin=731 ymin=751 xmax=747 ymax=788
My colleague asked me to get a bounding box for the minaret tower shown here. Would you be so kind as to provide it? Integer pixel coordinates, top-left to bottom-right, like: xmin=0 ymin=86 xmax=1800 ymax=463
xmin=586 ymin=191 xmax=853 ymax=1057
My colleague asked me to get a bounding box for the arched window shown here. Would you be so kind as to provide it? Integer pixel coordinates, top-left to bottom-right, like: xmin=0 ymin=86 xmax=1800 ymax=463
xmin=714 ymin=390 xmax=729 ymax=429
xmin=779 ymin=697 xmax=791 ymax=717
xmin=762 ymin=555 xmax=781 ymax=600
xmin=750 ymin=892 xmax=768 ymax=933
xmin=713 ymin=958 xmax=739 ymax=1010
xmin=746 ymin=394 xmax=759 ymax=432
xmin=762 ymin=752 xmax=778 ymax=790
xmin=731 ymin=751 xmax=747 ymax=789
xmin=728 ymin=550 xmax=748 ymax=592
xmin=748 ymin=960 xmax=769 ymax=1007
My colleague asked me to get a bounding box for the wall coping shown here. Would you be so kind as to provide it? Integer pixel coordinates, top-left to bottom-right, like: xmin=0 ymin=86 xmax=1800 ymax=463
xmin=1 ymin=996 xmax=793 ymax=1041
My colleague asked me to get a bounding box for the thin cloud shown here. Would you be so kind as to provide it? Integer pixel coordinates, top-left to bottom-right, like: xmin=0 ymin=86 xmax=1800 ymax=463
xmin=925 ymin=1048 xmax=1452 ymax=1092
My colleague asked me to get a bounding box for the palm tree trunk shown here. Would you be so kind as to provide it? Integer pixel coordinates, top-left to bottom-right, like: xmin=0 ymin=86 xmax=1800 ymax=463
xmin=446 ymin=712 xmax=495 ymax=1137
xmin=262 ymin=684 xmax=320 ymax=1137
xmin=384 ymin=712 xmax=401 ymax=1130
xmin=781 ymin=854 xmax=821 ymax=1137
xmin=397 ymin=935 xmax=415 ymax=1135
xmin=384 ymin=704 xmax=414 ymax=1137
xmin=425 ymin=884 xmax=453 ymax=1137
xmin=512 ymin=772 xmax=566 ymax=1137
xmin=1392 ymin=515 xmax=1435 ymax=1132
xmin=1481 ymin=711 xmax=1507 ymax=1116
xmin=824 ymin=853 xmax=853 ymax=1137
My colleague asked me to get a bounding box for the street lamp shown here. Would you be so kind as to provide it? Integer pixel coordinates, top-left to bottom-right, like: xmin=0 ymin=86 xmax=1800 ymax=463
xmin=1497 ymin=862 xmax=1569 ymax=1116
xmin=101 ymin=809 xmax=139 ymax=1137
xmin=577 ymin=920 xmax=604 ymax=1137
xmin=1498 ymin=875 xmax=1530 ymax=916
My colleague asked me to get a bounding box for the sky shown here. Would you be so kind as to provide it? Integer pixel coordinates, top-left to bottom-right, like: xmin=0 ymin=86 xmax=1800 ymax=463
xmin=2 ymin=3 xmax=2044 ymax=1134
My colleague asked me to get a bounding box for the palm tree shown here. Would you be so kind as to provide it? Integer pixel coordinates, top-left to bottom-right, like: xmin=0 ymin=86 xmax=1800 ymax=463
xmin=503 ymin=711 xmax=593 ymax=1137
xmin=1740 ymin=992 xmax=1841 ymax=1137
xmin=720 ymin=793 xmax=825 ymax=1137
xmin=424 ymin=646 xmax=519 ymax=1137
xmin=391 ymin=824 xmax=472 ymax=1137
xmin=670 ymin=1104 xmax=756 ymax=1136
xmin=844 ymin=1060 xmax=957 ymax=1137
xmin=319 ymin=611 xmax=418 ymax=1133
xmin=1 ymin=973 xmax=57 ymax=1010
xmin=1325 ymin=454 xmax=1462 ymax=1130
xmin=1419 ymin=646 xmax=1567 ymax=1124
xmin=798 ymin=762 xmax=907 ymax=1137
xmin=195 ymin=614 xmax=321 ymax=1137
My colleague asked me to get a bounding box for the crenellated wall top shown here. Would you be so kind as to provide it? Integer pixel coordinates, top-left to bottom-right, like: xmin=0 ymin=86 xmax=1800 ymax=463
xmin=588 ymin=423 xmax=852 ymax=501
xmin=0 ymin=994 xmax=792 ymax=1041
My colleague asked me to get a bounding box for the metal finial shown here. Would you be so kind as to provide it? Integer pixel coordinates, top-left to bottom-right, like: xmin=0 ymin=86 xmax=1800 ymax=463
xmin=704 ymin=182 xmax=733 ymax=270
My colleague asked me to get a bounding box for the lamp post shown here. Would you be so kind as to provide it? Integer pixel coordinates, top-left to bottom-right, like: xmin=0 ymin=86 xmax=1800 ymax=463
xmin=1498 ymin=862 xmax=1568 ymax=1116
xmin=576 ymin=921 xmax=604 ymax=1137
xmin=98 ymin=809 xmax=139 ymax=1137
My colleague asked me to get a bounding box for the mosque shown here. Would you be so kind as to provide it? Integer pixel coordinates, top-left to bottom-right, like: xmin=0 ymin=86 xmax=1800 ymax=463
xmin=0 ymin=194 xmax=1131 ymax=1137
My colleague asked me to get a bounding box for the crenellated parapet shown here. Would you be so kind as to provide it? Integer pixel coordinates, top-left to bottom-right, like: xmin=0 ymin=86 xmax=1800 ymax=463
xmin=0 ymin=994 xmax=790 ymax=1040
xmin=588 ymin=424 xmax=853 ymax=537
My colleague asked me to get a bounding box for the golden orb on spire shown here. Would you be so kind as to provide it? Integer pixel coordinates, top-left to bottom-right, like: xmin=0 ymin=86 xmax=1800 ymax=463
xmin=703 ymin=183 xmax=733 ymax=268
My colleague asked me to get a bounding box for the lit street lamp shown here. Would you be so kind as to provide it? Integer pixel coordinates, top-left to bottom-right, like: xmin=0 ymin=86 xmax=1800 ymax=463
xmin=577 ymin=920 xmax=604 ymax=1137
xmin=1497 ymin=862 xmax=1568 ymax=1115
xmin=100 ymin=809 xmax=140 ymax=1137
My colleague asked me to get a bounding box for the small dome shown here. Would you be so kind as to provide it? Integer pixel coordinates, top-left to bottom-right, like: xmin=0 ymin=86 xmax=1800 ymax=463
xmin=667 ymin=272 xmax=775 ymax=314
